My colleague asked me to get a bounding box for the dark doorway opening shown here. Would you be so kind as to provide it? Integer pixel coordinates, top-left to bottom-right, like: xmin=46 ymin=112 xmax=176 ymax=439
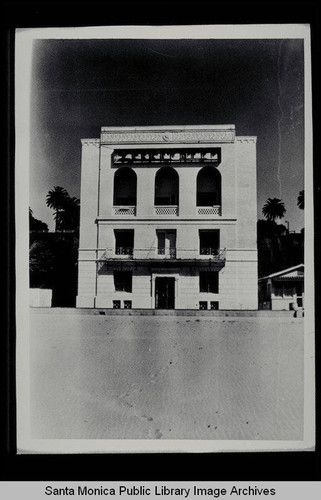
xmin=155 ymin=277 xmax=175 ymax=309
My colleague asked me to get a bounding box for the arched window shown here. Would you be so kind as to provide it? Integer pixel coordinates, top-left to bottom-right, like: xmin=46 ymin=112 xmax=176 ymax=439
xmin=196 ymin=166 xmax=221 ymax=206
xmin=155 ymin=167 xmax=179 ymax=206
xmin=113 ymin=168 xmax=137 ymax=206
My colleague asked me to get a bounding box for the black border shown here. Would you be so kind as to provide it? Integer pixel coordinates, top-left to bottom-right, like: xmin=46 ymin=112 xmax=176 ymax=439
xmin=2 ymin=0 xmax=320 ymax=483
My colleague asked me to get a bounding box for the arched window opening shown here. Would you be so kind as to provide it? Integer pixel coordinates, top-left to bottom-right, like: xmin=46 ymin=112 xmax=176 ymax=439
xmin=197 ymin=166 xmax=221 ymax=207
xmin=155 ymin=167 xmax=179 ymax=206
xmin=113 ymin=168 xmax=137 ymax=206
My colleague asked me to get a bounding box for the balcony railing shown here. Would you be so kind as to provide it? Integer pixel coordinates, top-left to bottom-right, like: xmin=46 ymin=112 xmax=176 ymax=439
xmin=97 ymin=247 xmax=226 ymax=265
xmin=200 ymin=247 xmax=220 ymax=256
xmin=157 ymin=248 xmax=177 ymax=259
xmin=154 ymin=205 xmax=179 ymax=216
xmin=113 ymin=206 xmax=136 ymax=216
xmin=197 ymin=206 xmax=221 ymax=216
xmin=115 ymin=246 xmax=134 ymax=256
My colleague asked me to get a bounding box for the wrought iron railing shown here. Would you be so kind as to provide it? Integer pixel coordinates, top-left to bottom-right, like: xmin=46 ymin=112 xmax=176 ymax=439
xmin=200 ymin=248 xmax=226 ymax=260
xmin=200 ymin=247 xmax=218 ymax=255
xmin=97 ymin=247 xmax=226 ymax=262
xmin=115 ymin=246 xmax=134 ymax=256
xmin=157 ymin=248 xmax=177 ymax=258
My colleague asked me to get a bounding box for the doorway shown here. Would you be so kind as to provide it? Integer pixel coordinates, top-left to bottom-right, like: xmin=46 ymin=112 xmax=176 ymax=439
xmin=155 ymin=277 xmax=175 ymax=309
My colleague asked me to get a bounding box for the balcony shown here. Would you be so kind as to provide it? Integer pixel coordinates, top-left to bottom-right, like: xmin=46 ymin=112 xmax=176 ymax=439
xmin=200 ymin=247 xmax=220 ymax=256
xmin=154 ymin=205 xmax=179 ymax=216
xmin=97 ymin=248 xmax=226 ymax=268
xmin=157 ymin=248 xmax=177 ymax=259
xmin=115 ymin=246 xmax=134 ymax=258
xmin=197 ymin=206 xmax=221 ymax=216
xmin=113 ymin=206 xmax=136 ymax=216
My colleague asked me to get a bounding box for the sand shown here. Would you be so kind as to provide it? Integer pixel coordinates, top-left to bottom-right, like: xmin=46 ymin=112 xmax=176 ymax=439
xmin=29 ymin=311 xmax=304 ymax=441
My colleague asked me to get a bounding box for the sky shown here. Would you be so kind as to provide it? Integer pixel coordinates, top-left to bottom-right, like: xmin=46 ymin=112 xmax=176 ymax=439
xmin=29 ymin=36 xmax=305 ymax=232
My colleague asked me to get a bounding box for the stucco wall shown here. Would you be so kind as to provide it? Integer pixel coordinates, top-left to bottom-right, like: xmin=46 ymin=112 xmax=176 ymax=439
xmin=77 ymin=126 xmax=258 ymax=310
xmin=30 ymin=288 xmax=52 ymax=308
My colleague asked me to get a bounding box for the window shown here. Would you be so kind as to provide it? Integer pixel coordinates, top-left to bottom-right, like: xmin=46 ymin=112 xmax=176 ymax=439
xmin=114 ymin=271 xmax=132 ymax=293
xmin=113 ymin=167 xmax=137 ymax=206
xmin=197 ymin=166 xmax=221 ymax=206
xmin=283 ymin=283 xmax=295 ymax=298
xmin=113 ymin=300 xmax=121 ymax=309
xmin=199 ymin=230 xmax=220 ymax=255
xmin=155 ymin=167 xmax=179 ymax=206
xmin=115 ymin=230 xmax=134 ymax=255
xmin=210 ymin=301 xmax=219 ymax=310
xmin=200 ymin=272 xmax=219 ymax=293
xmin=157 ymin=230 xmax=176 ymax=257
xmin=199 ymin=301 xmax=208 ymax=310
xmin=273 ymin=284 xmax=283 ymax=297
xmin=124 ymin=300 xmax=132 ymax=309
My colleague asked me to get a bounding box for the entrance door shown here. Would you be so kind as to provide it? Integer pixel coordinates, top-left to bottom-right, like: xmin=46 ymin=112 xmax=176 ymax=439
xmin=155 ymin=277 xmax=175 ymax=309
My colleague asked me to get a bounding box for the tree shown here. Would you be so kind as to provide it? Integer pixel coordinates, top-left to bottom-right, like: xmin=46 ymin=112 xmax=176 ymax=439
xmin=29 ymin=240 xmax=55 ymax=287
xmin=297 ymin=189 xmax=304 ymax=210
xmin=56 ymin=196 xmax=80 ymax=232
xmin=262 ymin=198 xmax=286 ymax=223
xmin=29 ymin=207 xmax=49 ymax=232
xmin=46 ymin=186 xmax=69 ymax=231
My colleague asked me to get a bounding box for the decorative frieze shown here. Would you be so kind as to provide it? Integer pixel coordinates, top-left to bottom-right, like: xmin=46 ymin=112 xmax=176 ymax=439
xmin=101 ymin=128 xmax=235 ymax=145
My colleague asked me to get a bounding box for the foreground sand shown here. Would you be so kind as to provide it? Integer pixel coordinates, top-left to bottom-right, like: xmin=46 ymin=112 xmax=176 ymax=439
xmin=29 ymin=311 xmax=304 ymax=441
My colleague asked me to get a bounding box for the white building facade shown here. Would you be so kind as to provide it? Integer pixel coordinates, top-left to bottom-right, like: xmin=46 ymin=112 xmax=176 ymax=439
xmin=76 ymin=125 xmax=258 ymax=310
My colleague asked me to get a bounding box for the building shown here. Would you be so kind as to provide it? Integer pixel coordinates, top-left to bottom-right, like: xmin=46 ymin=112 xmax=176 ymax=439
xmin=258 ymin=264 xmax=304 ymax=311
xmin=76 ymin=125 xmax=258 ymax=310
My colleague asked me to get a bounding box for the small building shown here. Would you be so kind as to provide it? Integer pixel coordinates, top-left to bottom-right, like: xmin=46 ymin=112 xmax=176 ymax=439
xmin=76 ymin=124 xmax=258 ymax=310
xmin=258 ymin=264 xmax=304 ymax=310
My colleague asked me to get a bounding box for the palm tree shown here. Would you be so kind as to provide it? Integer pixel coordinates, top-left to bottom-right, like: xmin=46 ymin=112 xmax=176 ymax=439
xmin=262 ymin=198 xmax=286 ymax=223
xmin=297 ymin=190 xmax=304 ymax=210
xmin=56 ymin=196 xmax=80 ymax=231
xmin=46 ymin=186 xmax=69 ymax=231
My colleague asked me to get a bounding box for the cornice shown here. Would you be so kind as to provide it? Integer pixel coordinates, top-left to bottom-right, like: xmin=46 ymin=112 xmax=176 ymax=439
xmin=81 ymin=138 xmax=100 ymax=147
xmin=236 ymin=137 xmax=257 ymax=143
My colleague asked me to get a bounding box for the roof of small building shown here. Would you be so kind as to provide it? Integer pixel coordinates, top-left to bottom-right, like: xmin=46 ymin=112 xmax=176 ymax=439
xmin=259 ymin=264 xmax=304 ymax=282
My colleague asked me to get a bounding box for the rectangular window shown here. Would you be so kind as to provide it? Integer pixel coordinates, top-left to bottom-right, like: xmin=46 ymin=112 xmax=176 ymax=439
xmin=199 ymin=272 xmax=219 ymax=293
xmin=157 ymin=231 xmax=166 ymax=254
xmin=157 ymin=230 xmax=176 ymax=258
xmin=199 ymin=301 xmax=208 ymax=310
xmin=124 ymin=300 xmax=132 ymax=309
xmin=283 ymin=283 xmax=295 ymax=298
xmin=114 ymin=271 xmax=132 ymax=293
xmin=114 ymin=230 xmax=134 ymax=255
xmin=273 ymin=284 xmax=283 ymax=297
xmin=210 ymin=301 xmax=219 ymax=310
xmin=199 ymin=230 xmax=220 ymax=255
xmin=113 ymin=300 xmax=121 ymax=309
